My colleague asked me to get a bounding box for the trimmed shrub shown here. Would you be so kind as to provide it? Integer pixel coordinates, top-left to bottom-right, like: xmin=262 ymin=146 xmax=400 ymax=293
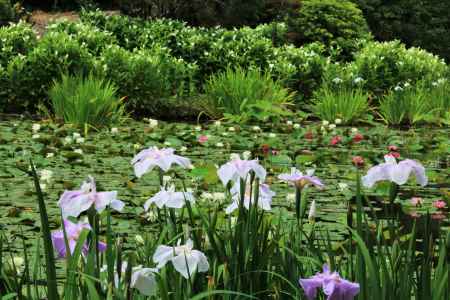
xmin=5 ymin=31 xmax=94 ymax=112
xmin=96 ymin=45 xmax=198 ymax=116
xmin=0 ymin=21 xmax=37 ymax=66
xmin=287 ymin=0 xmax=371 ymax=60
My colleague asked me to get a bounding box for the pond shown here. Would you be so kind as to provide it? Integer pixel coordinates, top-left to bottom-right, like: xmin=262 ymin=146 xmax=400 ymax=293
xmin=1 ymin=118 xmax=448 ymax=254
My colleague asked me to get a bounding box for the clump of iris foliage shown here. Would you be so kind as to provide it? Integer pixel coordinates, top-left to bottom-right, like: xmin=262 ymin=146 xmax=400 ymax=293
xmin=1 ymin=119 xmax=448 ymax=299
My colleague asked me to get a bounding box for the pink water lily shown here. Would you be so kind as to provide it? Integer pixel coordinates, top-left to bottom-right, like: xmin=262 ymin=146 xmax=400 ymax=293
xmin=144 ymin=185 xmax=195 ymax=210
xmin=299 ymin=264 xmax=360 ymax=300
xmin=131 ymin=146 xmax=191 ymax=177
xmin=51 ymin=219 xmax=106 ymax=258
xmin=217 ymin=156 xmax=266 ymax=186
xmin=58 ymin=176 xmax=124 ymax=219
xmin=225 ymin=179 xmax=275 ymax=214
xmin=362 ymin=155 xmax=427 ymax=188
xmin=278 ymin=167 xmax=324 ymax=190
xmin=153 ymin=239 xmax=209 ymax=279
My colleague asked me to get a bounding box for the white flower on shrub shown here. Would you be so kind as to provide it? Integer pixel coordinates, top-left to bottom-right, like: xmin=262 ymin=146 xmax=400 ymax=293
xmin=74 ymin=149 xmax=83 ymax=155
xmin=353 ymin=77 xmax=364 ymax=84
xmin=64 ymin=136 xmax=73 ymax=144
xmin=216 ymin=142 xmax=224 ymax=148
xmin=394 ymin=86 xmax=403 ymax=92
xmin=73 ymin=132 xmax=81 ymax=139
xmin=252 ymin=126 xmax=261 ymax=132
xmin=149 ymin=119 xmax=158 ymax=128
xmin=334 ymin=119 xmax=342 ymax=125
xmin=293 ymin=123 xmax=301 ymax=129
xmin=322 ymin=120 xmax=329 ymax=126
xmin=111 ymin=127 xmax=119 ymax=134
xmin=351 ymin=128 xmax=358 ymax=133
xmin=46 ymin=153 xmax=55 ymax=158
xmin=228 ymin=127 xmax=236 ymax=132
xmin=76 ymin=137 xmax=85 ymax=144
xmin=332 ymin=77 xmax=343 ymax=84
xmin=32 ymin=134 xmax=40 ymax=139
xmin=268 ymin=133 xmax=277 ymax=138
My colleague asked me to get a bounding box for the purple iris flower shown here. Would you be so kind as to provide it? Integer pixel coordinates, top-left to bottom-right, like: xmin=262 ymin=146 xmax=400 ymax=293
xmin=131 ymin=147 xmax=191 ymax=177
xmin=51 ymin=219 xmax=106 ymax=258
xmin=58 ymin=176 xmax=124 ymax=219
xmin=299 ymin=264 xmax=360 ymax=300
xmin=217 ymin=157 xmax=266 ymax=186
xmin=362 ymin=155 xmax=427 ymax=188
xmin=278 ymin=167 xmax=324 ymax=190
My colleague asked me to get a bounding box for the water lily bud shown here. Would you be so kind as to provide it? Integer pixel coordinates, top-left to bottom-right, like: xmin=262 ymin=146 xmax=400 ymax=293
xmin=352 ymin=156 xmax=365 ymax=167
xmin=308 ymin=200 xmax=317 ymax=223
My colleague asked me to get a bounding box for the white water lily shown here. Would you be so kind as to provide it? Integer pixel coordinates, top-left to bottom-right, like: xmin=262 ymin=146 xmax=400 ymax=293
xmin=149 ymin=119 xmax=158 ymax=128
xmin=153 ymin=239 xmax=209 ymax=279
xmin=32 ymin=123 xmax=41 ymax=133
xmin=144 ymin=185 xmax=195 ymax=210
xmin=362 ymin=155 xmax=427 ymax=188
xmin=39 ymin=169 xmax=53 ymax=183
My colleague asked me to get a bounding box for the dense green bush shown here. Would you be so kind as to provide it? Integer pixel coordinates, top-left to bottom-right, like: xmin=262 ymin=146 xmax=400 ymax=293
xmin=0 ymin=0 xmax=14 ymax=26
xmin=0 ymin=21 xmax=36 ymax=66
xmin=96 ymin=45 xmax=198 ymax=116
xmin=201 ymin=67 xmax=294 ymax=123
xmin=354 ymin=0 xmax=450 ymax=62
xmin=4 ymin=31 xmax=93 ymax=112
xmin=349 ymin=41 xmax=448 ymax=95
xmin=46 ymin=21 xmax=117 ymax=55
xmin=50 ymin=73 xmax=125 ymax=128
xmin=287 ymin=0 xmax=371 ymax=60
xmin=80 ymin=10 xmax=324 ymax=100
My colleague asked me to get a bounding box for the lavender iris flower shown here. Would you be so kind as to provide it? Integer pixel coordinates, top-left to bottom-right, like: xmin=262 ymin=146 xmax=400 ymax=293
xmin=225 ymin=179 xmax=275 ymax=214
xmin=144 ymin=185 xmax=195 ymax=210
xmin=51 ymin=219 xmax=106 ymax=258
xmin=58 ymin=176 xmax=124 ymax=219
xmin=131 ymin=147 xmax=191 ymax=177
xmin=217 ymin=157 xmax=266 ymax=186
xmin=299 ymin=264 xmax=360 ymax=300
xmin=362 ymin=155 xmax=427 ymax=188
xmin=278 ymin=167 xmax=324 ymax=190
